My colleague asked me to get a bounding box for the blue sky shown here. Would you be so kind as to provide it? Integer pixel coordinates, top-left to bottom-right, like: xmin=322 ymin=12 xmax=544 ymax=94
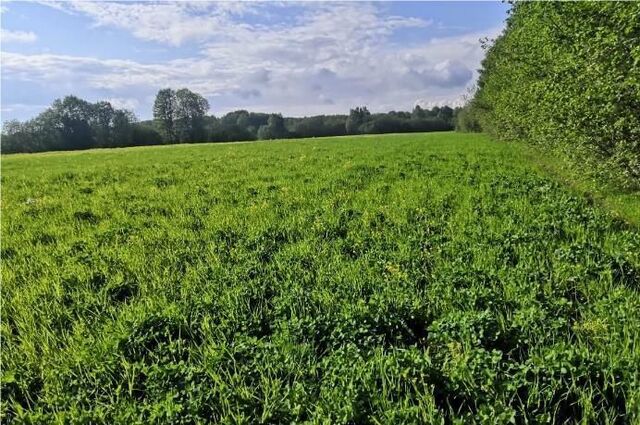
xmin=1 ymin=1 xmax=510 ymax=122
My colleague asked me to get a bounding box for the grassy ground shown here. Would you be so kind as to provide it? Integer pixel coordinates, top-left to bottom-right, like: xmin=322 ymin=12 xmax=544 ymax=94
xmin=2 ymin=132 xmax=639 ymax=423
xmin=521 ymin=145 xmax=640 ymax=228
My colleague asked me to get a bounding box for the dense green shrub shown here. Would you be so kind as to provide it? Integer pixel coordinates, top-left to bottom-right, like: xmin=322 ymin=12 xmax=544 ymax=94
xmin=257 ymin=114 xmax=290 ymax=140
xmin=455 ymin=101 xmax=482 ymax=133
xmin=0 ymin=97 xmax=139 ymax=153
xmin=470 ymin=2 xmax=640 ymax=188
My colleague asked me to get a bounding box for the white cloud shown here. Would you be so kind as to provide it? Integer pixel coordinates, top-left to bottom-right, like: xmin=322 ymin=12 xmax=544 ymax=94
xmin=4 ymin=3 xmax=505 ymax=118
xmin=42 ymin=1 xmax=266 ymax=46
xmin=0 ymin=103 xmax=48 ymax=113
xmin=1 ymin=29 xmax=37 ymax=43
xmin=105 ymin=97 xmax=140 ymax=111
xmin=47 ymin=1 xmax=431 ymax=49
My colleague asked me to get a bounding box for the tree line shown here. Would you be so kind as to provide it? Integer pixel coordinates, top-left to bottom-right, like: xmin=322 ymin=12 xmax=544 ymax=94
xmin=457 ymin=2 xmax=640 ymax=189
xmin=1 ymin=96 xmax=146 ymax=154
xmin=2 ymin=89 xmax=460 ymax=154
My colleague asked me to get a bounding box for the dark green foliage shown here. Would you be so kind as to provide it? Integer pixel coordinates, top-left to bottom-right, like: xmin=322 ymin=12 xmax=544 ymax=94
xmin=193 ymin=106 xmax=458 ymax=144
xmin=2 ymin=95 xmax=457 ymax=153
xmin=153 ymin=88 xmax=177 ymax=142
xmin=131 ymin=123 xmax=162 ymax=146
xmin=286 ymin=115 xmax=348 ymax=138
xmin=206 ymin=110 xmax=262 ymax=142
xmin=2 ymin=133 xmax=639 ymax=423
xmin=174 ymin=89 xmax=210 ymax=142
xmin=1 ymin=96 xmax=138 ymax=153
xmin=469 ymin=2 xmax=640 ymax=188
xmin=257 ymin=114 xmax=290 ymax=140
xmin=344 ymin=106 xmax=456 ymax=136
xmin=346 ymin=106 xmax=372 ymax=134
xmin=153 ymin=88 xmax=210 ymax=143
xmin=455 ymin=101 xmax=483 ymax=133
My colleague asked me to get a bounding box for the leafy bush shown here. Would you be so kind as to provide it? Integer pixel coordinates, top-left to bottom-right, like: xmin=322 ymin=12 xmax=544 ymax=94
xmin=469 ymin=2 xmax=640 ymax=189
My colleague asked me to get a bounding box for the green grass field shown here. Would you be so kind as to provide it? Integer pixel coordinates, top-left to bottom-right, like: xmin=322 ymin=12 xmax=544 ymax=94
xmin=2 ymin=132 xmax=639 ymax=423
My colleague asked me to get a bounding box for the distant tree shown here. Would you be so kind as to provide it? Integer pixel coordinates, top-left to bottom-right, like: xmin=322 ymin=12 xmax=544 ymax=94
xmin=268 ymin=114 xmax=287 ymax=134
xmin=50 ymin=96 xmax=94 ymax=150
xmin=86 ymin=101 xmax=137 ymax=148
xmin=2 ymin=95 xmax=459 ymax=154
xmin=361 ymin=114 xmax=405 ymax=134
xmin=345 ymin=107 xmax=371 ymax=134
xmin=258 ymin=114 xmax=289 ymax=140
xmin=214 ymin=110 xmax=257 ymax=142
xmin=236 ymin=112 xmax=256 ymax=135
xmin=412 ymin=105 xmax=426 ymax=119
xmin=153 ymin=88 xmax=177 ymax=142
xmin=110 ymin=110 xmax=137 ymax=147
xmin=286 ymin=115 xmax=348 ymax=138
xmin=174 ymin=88 xmax=209 ymax=142
xmin=28 ymin=109 xmax=65 ymax=151
xmin=1 ymin=95 xmax=136 ymax=153
xmin=221 ymin=110 xmax=249 ymax=127
xmin=91 ymin=101 xmax=116 ymax=147
xmin=132 ymin=122 xmax=163 ymax=146
xmin=437 ymin=106 xmax=454 ymax=124
xmin=153 ymin=88 xmax=209 ymax=143
xmin=1 ymin=120 xmax=32 ymax=153
xmin=289 ymin=116 xmax=323 ymax=138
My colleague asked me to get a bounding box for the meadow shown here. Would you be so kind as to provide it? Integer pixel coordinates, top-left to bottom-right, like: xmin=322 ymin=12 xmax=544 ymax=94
xmin=2 ymin=132 xmax=639 ymax=423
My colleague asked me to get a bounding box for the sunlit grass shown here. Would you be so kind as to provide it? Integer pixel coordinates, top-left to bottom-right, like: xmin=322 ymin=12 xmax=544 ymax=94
xmin=2 ymin=132 xmax=639 ymax=423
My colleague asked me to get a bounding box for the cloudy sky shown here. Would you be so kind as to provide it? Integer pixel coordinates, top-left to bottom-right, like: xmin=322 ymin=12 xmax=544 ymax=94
xmin=1 ymin=1 xmax=509 ymax=121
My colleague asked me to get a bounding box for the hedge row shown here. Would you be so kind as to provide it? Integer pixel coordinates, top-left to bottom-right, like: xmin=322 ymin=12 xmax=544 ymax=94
xmin=465 ymin=2 xmax=640 ymax=189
